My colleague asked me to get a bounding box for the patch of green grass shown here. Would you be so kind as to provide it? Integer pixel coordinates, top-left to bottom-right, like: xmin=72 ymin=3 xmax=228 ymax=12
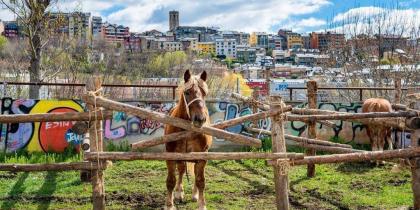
xmin=105 ymin=140 xmax=131 ymax=152
xmin=0 ymin=153 xmax=415 ymax=209
xmin=0 ymin=150 xmax=82 ymax=164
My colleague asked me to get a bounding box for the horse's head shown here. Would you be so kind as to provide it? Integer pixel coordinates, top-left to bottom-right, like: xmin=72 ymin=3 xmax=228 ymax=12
xmin=182 ymin=69 xmax=208 ymax=127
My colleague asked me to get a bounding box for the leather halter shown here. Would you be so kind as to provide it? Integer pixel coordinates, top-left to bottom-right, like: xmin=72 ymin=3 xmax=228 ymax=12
xmin=183 ymin=87 xmax=205 ymax=120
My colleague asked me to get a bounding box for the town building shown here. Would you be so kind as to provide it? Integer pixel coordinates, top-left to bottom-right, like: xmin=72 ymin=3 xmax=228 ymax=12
xmin=101 ymin=22 xmax=130 ymax=44
xmin=294 ymin=53 xmax=316 ymax=66
xmin=89 ymin=16 xmax=102 ymax=39
xmin=140 ymin=36 xmax=159 ymax=51
xmin=216 ymin=38 xmax=237 ymax=58
xmin=143 ymin=29 xmax=164 ymax=37
xmin=236 ymin=45 xmax=257 ymax=63
xmin=239 ymin=32 xmax=250 ymax=45
xmin=163 ymin=41 xmax=182 ymax=51
xmin=268 ymin=35 xmax=282 ymax=50
xmin=310 ymin=32 xmax=345 ymax=52
xmin=272 ymin=50 xmax=288 ymax=64
xmin=173 ymin=26 xmax=218 ymax=42
xmin=197 ymin=42 xmax=216 ymax=55
xmin=50 ymin=12 xmax=91 ymax=42
xmin=250 ymin=32 xmax=269 ymax=48
xmin=376 ymin=34 xmax=408 ymax=58
xmin=2 ymin=21 xmax=19 ymax=38
xmin=169 ymin=11 xmax=179 ymax=31
xmin=278 ymin=29 xmax=292 ymax=50
xmin=126 ymin=33 xmax=141 ymax=52
xmin=180 ymin=38 xmax=198 ymax=51
xmin=302 ymin=35 xmax=311 ymax=49
xmin=287 ymin=33 xmax=303 ymax=49
xmin=221 ymin=31 xmax=241 ymax=44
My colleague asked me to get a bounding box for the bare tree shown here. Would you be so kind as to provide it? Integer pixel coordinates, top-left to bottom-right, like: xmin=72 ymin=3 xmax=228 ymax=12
xmin=1 ymin=0 xmax=55 ymax=99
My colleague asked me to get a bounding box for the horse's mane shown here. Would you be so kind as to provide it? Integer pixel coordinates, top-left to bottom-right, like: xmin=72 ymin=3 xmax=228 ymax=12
xmin=170 ymin=76 xmax=209 ymax=121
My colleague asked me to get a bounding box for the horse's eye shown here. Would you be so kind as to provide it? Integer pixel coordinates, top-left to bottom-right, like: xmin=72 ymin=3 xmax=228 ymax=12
xmin=184 ymin=91 xmax=189 ymax=96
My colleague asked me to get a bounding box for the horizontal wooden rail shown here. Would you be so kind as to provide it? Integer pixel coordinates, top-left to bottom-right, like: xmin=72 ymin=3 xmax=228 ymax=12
xmin=131 ymin=105 xmax=292 ymax=149
xmin=0 ymin=162 xmax=108 ymax=172
xmin=270 ymin=148 xmax=420 ymax=166
xmin=287 ymin=86 xmax=411 ymax=90
xmin=291 ymin=108 xmax=417 ymax=130
xmin=85 ymin=152 xmax=304 ymax=161
xmin=85 ymin=96 xmax=262 ymax=147
xmin=0 ymin=110 xmax=113 ymax=123
xmin=287 ymin=111 xmax=418 ymax=121
xmin=245 ymin=127 xmax=360 ymax=154
xmin=1 ymin=81 xmax=178 ymax=88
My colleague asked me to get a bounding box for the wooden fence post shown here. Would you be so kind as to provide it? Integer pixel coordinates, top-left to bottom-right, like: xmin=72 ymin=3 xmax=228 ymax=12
xmin=306 ymin=80 xmax=318 ymax=177
xmin=252 ymin=88 xmax=259 ymax=136
xmin=409 ymin=95 xmax=420 ymax=209
xmin=86 ymin=76 xmax=106 ymax=210
xmin=394 ymin=76 xmax=402 ymax=104
xmin=270 ymin=96 xmax=290 ymax=210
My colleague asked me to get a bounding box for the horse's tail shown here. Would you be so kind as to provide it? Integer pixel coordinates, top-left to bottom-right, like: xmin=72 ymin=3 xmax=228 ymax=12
xmin=185 ymin=162 xmax=195 ymax=183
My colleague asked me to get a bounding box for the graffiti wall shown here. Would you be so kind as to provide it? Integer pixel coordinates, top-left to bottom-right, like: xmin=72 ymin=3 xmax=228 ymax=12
xmin=0 ymin=98 xmax=411 ymax=153
xmin=0 ymin=98 xmax=85 ymax=153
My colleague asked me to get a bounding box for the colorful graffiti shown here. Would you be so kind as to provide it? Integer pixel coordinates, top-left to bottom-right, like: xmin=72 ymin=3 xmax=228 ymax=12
xmin=0 ymin=98 xmax=84 ymax=153
xmin=0 ymin=98 xmax=411 ymax=153
xmin=103 ymin=102 xmax=175 ymax=142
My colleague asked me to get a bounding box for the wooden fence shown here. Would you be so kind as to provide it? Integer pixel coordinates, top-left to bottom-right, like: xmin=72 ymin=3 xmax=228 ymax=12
xmin=0 ymin=77 xmax=419 ymax=210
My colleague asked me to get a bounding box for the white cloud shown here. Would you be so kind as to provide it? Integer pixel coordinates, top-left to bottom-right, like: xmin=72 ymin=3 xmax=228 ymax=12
xmin=1 ymin=0 xmax=332 ymax=32
xmin=333 ymin=6 xmax=385 ymax=23
xmin=329 ymin=7 xmax=420 ymax=36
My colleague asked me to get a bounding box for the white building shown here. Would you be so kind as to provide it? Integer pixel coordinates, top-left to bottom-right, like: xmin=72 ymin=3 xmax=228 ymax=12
xmin=216 ymin=38 xmax=237 ymax=58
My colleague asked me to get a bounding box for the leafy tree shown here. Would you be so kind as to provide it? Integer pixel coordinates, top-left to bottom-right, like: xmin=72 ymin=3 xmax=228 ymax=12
xmin=0 ymin=36 xmax=7 ymax=52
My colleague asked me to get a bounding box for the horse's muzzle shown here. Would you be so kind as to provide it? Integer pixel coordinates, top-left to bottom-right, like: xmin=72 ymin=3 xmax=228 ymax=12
xmin=192 ymin=116 xmax=206 ymax=127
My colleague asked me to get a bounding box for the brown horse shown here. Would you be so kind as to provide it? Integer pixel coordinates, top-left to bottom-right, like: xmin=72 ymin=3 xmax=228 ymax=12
xmin=362 ymin=98 xmax=393 ymax=151
xmin=164 ymin=70 xmax=212 ymax=210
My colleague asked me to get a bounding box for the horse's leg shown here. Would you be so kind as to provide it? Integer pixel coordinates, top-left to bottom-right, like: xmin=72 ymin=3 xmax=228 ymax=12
xmin=175 ymin=161 xmax=185 ymax=201
xmin=165 ymin=160 xmax=177 ymax=210
xmin=387 ymin=129 xmax=394 ymax=150
xmin=194 ymin=160 xmax=207 ymax=210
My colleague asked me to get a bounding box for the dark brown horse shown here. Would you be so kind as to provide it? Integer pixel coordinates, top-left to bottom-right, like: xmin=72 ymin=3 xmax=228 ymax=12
xmin=164 ymin=70 xmax=212 ymax=210
xmin=362 ymin=98 xmax=393 ymax=151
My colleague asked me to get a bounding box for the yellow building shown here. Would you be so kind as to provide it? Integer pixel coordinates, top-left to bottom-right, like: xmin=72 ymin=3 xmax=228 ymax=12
xmin=197 ymin=42 xmax=216 ymax=54
xmin=249 ymin=32 xmax=257 ymax=47
xmin=287 ymin=34 xmax=303 ymax=49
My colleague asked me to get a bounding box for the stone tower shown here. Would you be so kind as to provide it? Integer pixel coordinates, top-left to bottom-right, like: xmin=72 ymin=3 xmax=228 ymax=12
xmin=169 ymin=11 xmax=179 ymax=31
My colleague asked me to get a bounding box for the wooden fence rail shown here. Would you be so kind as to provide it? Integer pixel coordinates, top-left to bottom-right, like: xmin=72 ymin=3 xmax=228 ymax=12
xmin=84 ymin=95 xmax=262 ymax=147
xmin=0 ymin=77 xmax=418 ymax=210
xmin=0 ymin=162 xmax=108 ymax=172
xmin=84 ymin=152 xmax=304 ymax=161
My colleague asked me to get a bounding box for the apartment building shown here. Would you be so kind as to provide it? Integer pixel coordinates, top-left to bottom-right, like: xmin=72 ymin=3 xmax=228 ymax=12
xmin=197 ymin=42 xmax=216 ymax=54
xmin=216 ymin=38 xmax=237 ymax=58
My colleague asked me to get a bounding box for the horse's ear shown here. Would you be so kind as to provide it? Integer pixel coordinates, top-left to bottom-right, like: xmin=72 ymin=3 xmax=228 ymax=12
xmin=184 ymin=70 xmax=191 ymax=83
xmin=200 ymin=71 xmax=207 ymax=81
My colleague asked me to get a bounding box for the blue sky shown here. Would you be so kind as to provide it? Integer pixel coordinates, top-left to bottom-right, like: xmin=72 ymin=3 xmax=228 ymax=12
xmin=1 ymin=0 xmax=419 ymax=34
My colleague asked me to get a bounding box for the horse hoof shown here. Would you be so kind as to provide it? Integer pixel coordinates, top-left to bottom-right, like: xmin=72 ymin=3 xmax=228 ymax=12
xmin=174 ymin=191 xmax=184 ymax=201
xmin=198 ymin=206 xmax=207 ymax=210
xmin=192 ymin=194 xmax=198 ymax=202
